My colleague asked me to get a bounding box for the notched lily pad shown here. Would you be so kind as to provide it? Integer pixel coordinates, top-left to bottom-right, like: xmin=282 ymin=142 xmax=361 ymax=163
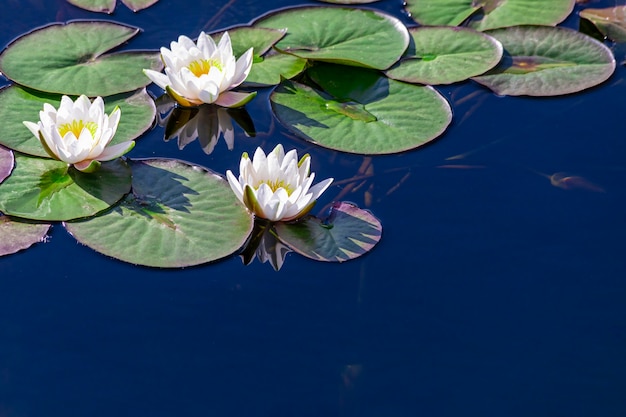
xmin=0 ymin=145 xmax=13 ymax=183
xmin=580 ymin=6 xmax=626 ymax=43
xmin=275 ymin=201 xmax=382 ymax=262
xmin=0 ymin=85 xmax=156 ymax=158
xmin=66 ymin=0 xmax=159 ymax=14
xmin=0 ymin=214 xmax=51 ymax=257
xmin=253 ymin=6 xmax=410 ymax=70
xmin=472 ymin=26 xmax=616 ymax=96
xmin=0 ymin=154 xmax=131 ymax=221
xmin=406 ymin=0 xmax=575 ymax=31
xmin=64 ymin=158 xmax=254 ymax=268
xmin=270 ymin=63 xmax=452 ymax=154
xmin=0 ymin=21 xmax=162 ymax=96
xmin=386 ymin=26 xmax=503 ymax=85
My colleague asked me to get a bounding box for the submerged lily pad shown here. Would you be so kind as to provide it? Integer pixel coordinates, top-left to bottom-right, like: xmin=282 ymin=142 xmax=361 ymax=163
xmin=0 ymin=86 xmax=156 ymax=158
xmin=0 ymin=214 xmax=51 ymax=257
xmin=386 ymin=26 xmax=503 ymax=85
xmin=270 ymin=64 xmax=452 ymax=154
xmin=406 ymin=0 xmax=575 ymax=31
xmin=0 ymin=154 xmax=131 ymax=221
xmin=254 ymin=6 xmax=410 ymax=70
xmin=64 ymin=159 xmax=254 ymax=268
xmin=580 ymin=6 xmax=626 ymax=43
xmin=0 ymin=145 xmax=13 ymax=183
xmin=472 ymin=26 xmax=616 ymax=96
xmin=275 ymin=201 xmax=382 ymax=262
xmin=0 ymin=21 xmax=162 ymax=96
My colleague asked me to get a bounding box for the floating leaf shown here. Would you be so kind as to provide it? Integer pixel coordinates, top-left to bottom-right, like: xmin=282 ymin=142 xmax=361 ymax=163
xmin=67 ymin=0 xmax=115 ymax=13
xmin=64 ymin=159 xmax=254 ymax=268
xmin=580 ymin=6 xmax=626 ymax=43
xmin=317 ymin=0 xmax=380 ymax=3
xmin=0 ymin=21 xmax=162 ymax=96
xmin=0 ymin=145 xmax=13 ymax=183
xmin=213 ymin=26 xmax=286 ymax=58
xmin=254 ymin=6 xmax=410 ymax=70
xmin=0 ymin=86 xmax=156 ymax=158
xmin=0 ymin=154 xmax=131 ymax=221
xmin=270 ymin=64 xmax=452 ymax=154
xmin=472 ymin=26 xmax=616 ymax=96
xmin=386 ymin=26 xmax=503 ymax=85
xmin=274 ymin=201 xmax=382 ymax=262
xmin=121 ymin=0 xmax=159 ymax=12
xmin=0 ymin=214 xmax=50 ymax=257
xmin=406 ymin=0 xmax=575 ymax=31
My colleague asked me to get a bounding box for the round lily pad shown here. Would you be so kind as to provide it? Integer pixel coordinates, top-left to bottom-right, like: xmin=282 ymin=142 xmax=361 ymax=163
xmin=0 ymin=86 xmax=156 ymax=158
xmin=67 ymin=0 xmax=160 ymax=13
xmin=64 ymin=158 xmax=254 ymax=268
xmin=472 ymin=26 xmax=616 ymax=96
xmin=0 ymin=154 xmax=131 ymax=221
xmin=406 ymin=0 xmax=575 ymax=31
xmin=0 ymin=145 xmax=13 ymax=183
xmin=274 ymin=201 xmax=382 ymax=262
xmin=270 ymin=64 xmax=452 ymax=154
xmin=580 ymin=6 xmax=626 ymax=43
xmin=0 ymin=21 xmax=162 ymax=96
xmin=0 ymin=214 xmax=51 ymax=257
xmin=386 ymin=26 xmax=503 ymax=85
xmin=253 ymin=6 xmax=410 ymax=70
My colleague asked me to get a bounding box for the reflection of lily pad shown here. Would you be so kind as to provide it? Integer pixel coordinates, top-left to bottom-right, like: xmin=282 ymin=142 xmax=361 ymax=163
xmin=386 ymin=26 xmax=503 ymax=85
xmin=270 ymin=64 xmax=452 ymax=154
xmin=254 ymin=6 xmax=410 ymax=70
xmin=472 ymin=26 xmax=616 ymax=96
xmin=0 ymin=214 xmax=51 ymax=257
xmin=0 ymin=86 xmax=156 ymax=158
xmin=64 ymin=159 xmax=254 ymax=268
xmin=275 ymin=201 xmax=382 ymax=262
xmin=0 ymin=21 xmax=162 ymax=96
xmin=406 ymin=0 xmax=575 ymax=31
xmin=580 ymin=6 xmax=626 ymax=43
xmin=0 ymin=145 xmax=13 ymax=183
xmin=0 ymin=154 xmax=131 ymax=221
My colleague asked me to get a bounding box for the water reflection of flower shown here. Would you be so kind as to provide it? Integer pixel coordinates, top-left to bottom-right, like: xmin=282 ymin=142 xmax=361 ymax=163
xmin=143 ymin=31 xmax=255 ymax=108
xmin=240 ymin=219 xmax=292 ymax=271
xmin=22 ymin=95 xmax=133 ymax=172
xmin=156 ymin=95 xmax=255 ymax=155
xmin=227 ymin=144 xmax=334 ymax=222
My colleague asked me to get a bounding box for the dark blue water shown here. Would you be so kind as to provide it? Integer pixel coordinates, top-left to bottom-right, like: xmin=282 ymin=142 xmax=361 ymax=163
xmin=1 ymin=0 xmax=625 ymax=416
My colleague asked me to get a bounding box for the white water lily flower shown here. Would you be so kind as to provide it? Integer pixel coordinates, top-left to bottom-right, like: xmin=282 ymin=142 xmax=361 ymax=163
xmin=23 ymin=95 xmax=133 ymax=172
xmin=144 ymin=31 xmax=255 ymax=108
xmin=226 ymin=144 xmax=334 ymax=222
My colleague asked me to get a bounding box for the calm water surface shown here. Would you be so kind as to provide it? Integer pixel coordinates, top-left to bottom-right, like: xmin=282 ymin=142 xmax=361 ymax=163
xmin=1 ymin=0 xmax=625 ymax=416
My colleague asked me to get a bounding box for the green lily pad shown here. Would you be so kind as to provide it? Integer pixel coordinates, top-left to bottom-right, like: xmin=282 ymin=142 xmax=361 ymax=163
xmin=246 ymin=51 xmax=307 ymax=87
xmin=386 ymin=26 xmax=503 ymax=85
xmin=211 ymin=26 xmax=307 ymax=86
xmin=0 ymin=21 xmax=162 ymax=96
xmin=580 ymin=6 xmax=626 ymax=43
xmin=0 ymin=214 xmax=51 ymax=257
xmin=64 ymin=159 xmax=254 ymax=268
xmin=270 ymin=64 xmax=452 ymax=154
xmin=472 ymin=26 xmax=616 ymax=96
xmin=253 ymin=6 xmax=410 ymax=70
xmin=67 ymin=0 xmax=158 ymax=12
xmin=0 ymin=86 xmax=156 ymax=158
xmin=0 ymin=154 xmax=131 ymax=221
xmin=0 ymin=145 xmax=13 ymax=183
xmin=274 ymin=201 xmax=382 ymax=262
xmin=406 ymin=0 xmax=575 ymax=31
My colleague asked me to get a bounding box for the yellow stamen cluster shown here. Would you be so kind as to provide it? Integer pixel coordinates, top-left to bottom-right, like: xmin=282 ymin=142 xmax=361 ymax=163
xmin=58 ymin=120 xmax=98 ymax=140
xmin=257 ymin=179 xmax=294 ymax=195
xmin=188 ymin=59 xmax=221 ymax=77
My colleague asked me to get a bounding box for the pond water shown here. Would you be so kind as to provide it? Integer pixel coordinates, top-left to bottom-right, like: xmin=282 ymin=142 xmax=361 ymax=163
xmin=1 ymin=0 xmax=625 ymax=416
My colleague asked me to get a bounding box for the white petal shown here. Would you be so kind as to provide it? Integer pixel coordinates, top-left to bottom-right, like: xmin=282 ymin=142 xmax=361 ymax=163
xmin=143 ymin=69 xmax=171 ymax=90
xmin=230 ymin=47 xmax=254 ymax=88
xmin=226 ymin=170 xmax=244 ymax=203
xmin=95 ymin=141 xmax=135 ymax=161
